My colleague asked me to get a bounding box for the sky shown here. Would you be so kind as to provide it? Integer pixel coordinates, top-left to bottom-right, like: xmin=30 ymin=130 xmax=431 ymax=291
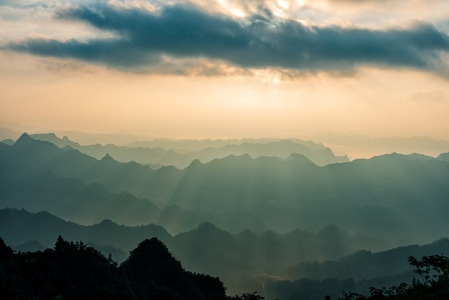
xmin=1 ymin=0 xmax=449 ymax=157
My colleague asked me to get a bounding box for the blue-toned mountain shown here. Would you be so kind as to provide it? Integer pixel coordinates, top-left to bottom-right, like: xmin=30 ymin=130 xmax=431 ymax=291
xmin=2 ymin=134 xmax=449 ymax=244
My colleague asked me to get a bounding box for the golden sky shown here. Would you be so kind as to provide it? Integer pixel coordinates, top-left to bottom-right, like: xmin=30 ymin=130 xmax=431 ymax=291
xmin=1 ymin=0 xmax=449 ymax=155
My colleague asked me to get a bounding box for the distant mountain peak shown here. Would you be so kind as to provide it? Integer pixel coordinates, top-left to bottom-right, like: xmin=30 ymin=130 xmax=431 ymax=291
xmin=286 ymin=153 xmax=314 ymax=163
xmin=97 ymin=219 xmax=117 ymax=226
xmin=188 ymin=158 xmax=202 ymax=168
xmin=193 ymin=222 xmax=233 ymax=239
xmin=14 ymin=132 xmax=33 ymax=145
xmin=197 ymin=221 xmax=220 ymax=231
xmin=100 ymin=153 xmax=115 ymax=162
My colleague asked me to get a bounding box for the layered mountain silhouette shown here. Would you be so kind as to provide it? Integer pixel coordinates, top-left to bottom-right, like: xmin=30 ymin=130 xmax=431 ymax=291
xmin=0 ymin=208 xmax=383 ymax=294
xmin=2 ymin=133 xmax=449 ymax=243
xmin=288 ymin=238 xmax=449 ymax=281
xmin=266 ymin=238 xmax=449 ymax=300
xmin=2 ymin=132 xmax=449 ymax=298
xmin=30 ymin=132 xmax=349 ymax=168
xmin=2 ymin=208 xmax=449 ymax=299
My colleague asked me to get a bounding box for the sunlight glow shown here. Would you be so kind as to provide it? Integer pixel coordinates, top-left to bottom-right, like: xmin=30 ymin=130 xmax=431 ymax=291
xmin=215 ymin=0 xmax=246 ymax=18
xmin=229 ymin=8 xmax=246 ymax=18
xmin=278 ymin=0 xmax=290 ymax=10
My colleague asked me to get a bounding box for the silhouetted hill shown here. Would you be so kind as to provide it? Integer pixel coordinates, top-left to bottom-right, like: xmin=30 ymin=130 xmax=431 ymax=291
xmin=0 ymin=235 xmax=228 ymax=300
xmin=0 ymin=236 xmax=134 ymax=300
xmin=121 ymin=237 xmax=227 ymax=300
xmin=0 ymin=208 xmax=386 ymax=295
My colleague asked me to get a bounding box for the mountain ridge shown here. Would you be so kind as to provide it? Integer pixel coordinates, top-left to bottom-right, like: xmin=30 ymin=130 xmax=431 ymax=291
xmin=29 ymin=132 xmax=349 ymax=168
xmin=2 ymin=136 xmax=449 ymax=240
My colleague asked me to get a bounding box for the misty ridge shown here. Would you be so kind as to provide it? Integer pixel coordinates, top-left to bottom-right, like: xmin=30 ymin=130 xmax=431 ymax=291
xmin=28 ymin=132 xmax=349 ymax=168
xmin=1 ymin=131 xmax=449 ymax=299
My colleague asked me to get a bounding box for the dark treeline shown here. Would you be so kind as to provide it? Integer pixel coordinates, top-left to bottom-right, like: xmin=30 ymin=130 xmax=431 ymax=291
xmin=0 ymin=236 xmax=263 ymax=300
xmin=338 ymin=254 xmax=449 ymax=300
xmin=266 ymin=254 xmax=449 ymax=300
xmin=2 ymin=235 xmax=449 ymax=300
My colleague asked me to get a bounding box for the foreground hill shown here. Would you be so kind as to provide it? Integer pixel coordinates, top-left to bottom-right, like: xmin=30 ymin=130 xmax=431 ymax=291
xmin=0 ymin=235 xmax=228 ymax=300
xmin=2 ymin=209 xmax=449 ymax=299
xmin=0 ymin=208 xmax=384 ymax=294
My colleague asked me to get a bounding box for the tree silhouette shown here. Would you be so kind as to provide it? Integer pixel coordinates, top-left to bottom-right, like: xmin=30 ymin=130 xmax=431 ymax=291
xmin=0 ymin=235 xmax=262 ymax=300
xmin=121 ymin=237 xmax=227 ymax=300
xmin=338 ymin=254 xmax=449 ymax=300
xmin=228 ymin=291 xmax=265 ymax=300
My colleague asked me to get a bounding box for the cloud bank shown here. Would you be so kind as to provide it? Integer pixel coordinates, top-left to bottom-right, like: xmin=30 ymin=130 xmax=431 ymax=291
xmin=5 ymin=1 xmax=449 ymax=77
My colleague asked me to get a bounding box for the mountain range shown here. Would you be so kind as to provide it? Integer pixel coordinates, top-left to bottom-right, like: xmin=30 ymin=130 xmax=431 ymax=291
xmin=1 ymin=133 xmax=449 ymax=243
xmin=2 ymin=208 xmax=449 ymax=298
xmin=2 ymin=132 xmax=449 ymax=298
xmin=0 ymin=207 xmax=381 ymax=294
xmin=0 ymin=209 xmax=449 ymax=293
xmin=28 ymin=132 xmax=349 ymax=168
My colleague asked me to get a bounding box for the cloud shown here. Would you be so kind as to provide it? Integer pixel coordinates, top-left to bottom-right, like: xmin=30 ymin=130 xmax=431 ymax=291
xmin=6 ymin=2 xmax=449 ymax=77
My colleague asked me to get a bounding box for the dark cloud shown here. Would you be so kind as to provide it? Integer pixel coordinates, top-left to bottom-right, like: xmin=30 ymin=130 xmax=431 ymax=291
xmin=7 ymin=3 xmax=449 ymax=76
